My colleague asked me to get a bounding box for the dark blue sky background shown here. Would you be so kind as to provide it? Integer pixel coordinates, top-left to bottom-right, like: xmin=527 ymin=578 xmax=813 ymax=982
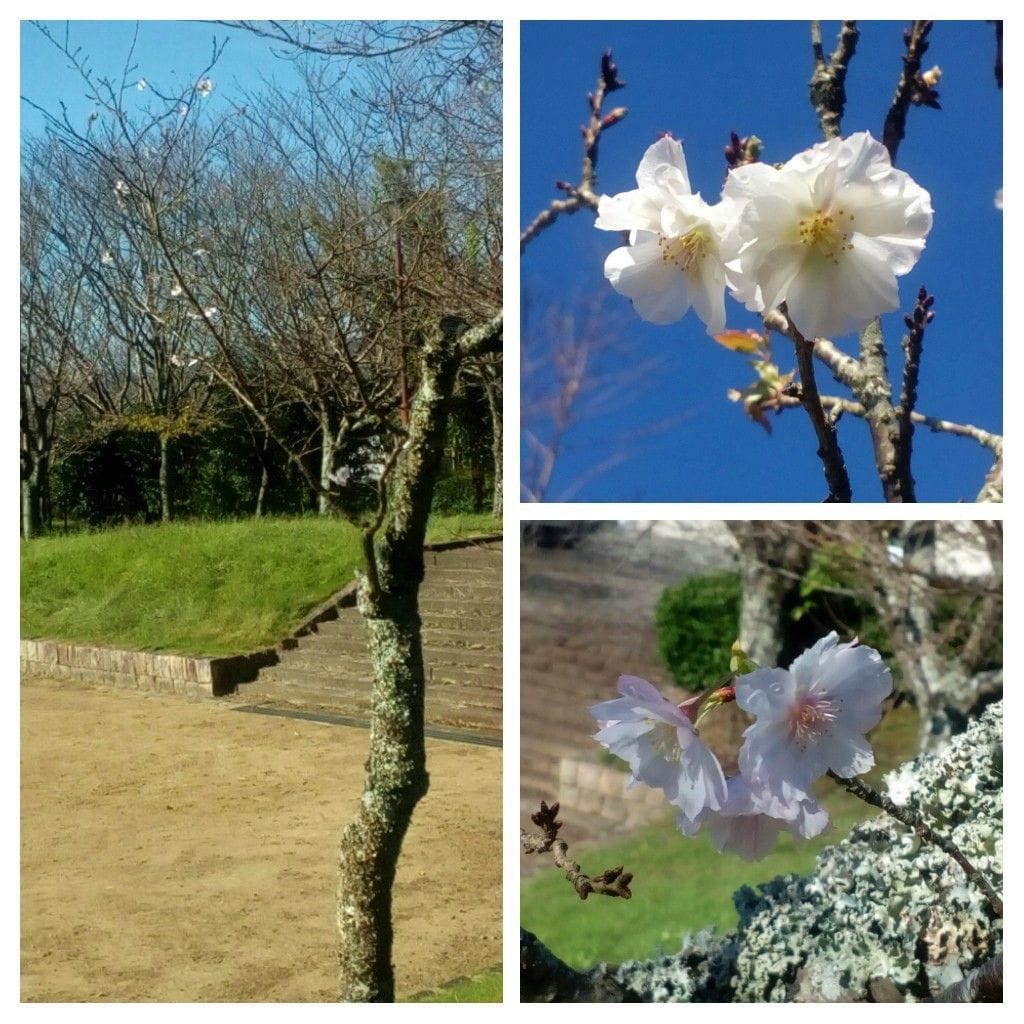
xmin=521 ymin=21 xmax=1003 ymax=502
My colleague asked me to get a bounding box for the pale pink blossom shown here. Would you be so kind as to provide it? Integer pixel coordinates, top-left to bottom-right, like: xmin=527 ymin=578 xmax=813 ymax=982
xmin=735 ymin=632 xmax=892 ymax=796
xmin=591 ymin=674 xmax=727 ymax=821
xmin=678 ymin=775 xmax=830 ymax=861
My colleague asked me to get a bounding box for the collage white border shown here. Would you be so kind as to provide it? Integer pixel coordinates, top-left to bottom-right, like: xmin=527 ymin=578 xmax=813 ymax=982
xmin=7 ymin=2 xmax=1015 ymax=1015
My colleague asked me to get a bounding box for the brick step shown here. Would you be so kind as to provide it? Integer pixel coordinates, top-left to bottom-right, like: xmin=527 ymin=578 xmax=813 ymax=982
xmin=421 ymin=573 xmax=501 ymax=589
xmin=261 ymin=650 xmax=501 ymax=681
xmin=520 ymin=731 xmax=595 ymax=772
xmin=252 ymin=660 xmax=502 ymax=693
xmin=519 ymin=772 xmax=562 ymax=808
xmin=520 ymin=716 xmax=599 ymax=755
xmin=419 ymin=590 xmax=501 ymax=607
xmin=419 ymin=574 xmax=501 ymax=591
xmin=288 ymin=635 xmax=500 ymax=668
xmin=292 ymin=621 xmax=501 ymax=649
xmin=418 ymin=612 xmax=501 ymax=633
xmin=418 ymin=598 xmax=501 ymax=617
xmin=238 ymin=669 xmax=501 ymax=709
xmin=424 ymin=551 xmax=500 ymax=568
xmin=242 ymin=541 xmax=503 ymax=742
xmin=235 ymin=686 xmax=501 ymax=737
xmin=242 ymin=674 xmax=501 ymax=707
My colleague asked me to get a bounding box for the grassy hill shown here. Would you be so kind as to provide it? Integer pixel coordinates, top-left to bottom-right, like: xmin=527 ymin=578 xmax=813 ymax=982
xmin=21 ymin=513 xmax=500 ymax=657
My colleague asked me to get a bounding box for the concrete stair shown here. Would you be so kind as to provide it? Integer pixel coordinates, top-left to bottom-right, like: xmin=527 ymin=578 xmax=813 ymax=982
xmin=230 ymin=540 xmax=502 ymax=742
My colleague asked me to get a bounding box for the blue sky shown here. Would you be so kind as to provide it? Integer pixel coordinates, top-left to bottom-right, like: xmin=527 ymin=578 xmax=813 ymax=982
xmin=521 ymin=21 xmax=1003 ymax=502
xmin=20 ymin=20 xmax=311 ymax=138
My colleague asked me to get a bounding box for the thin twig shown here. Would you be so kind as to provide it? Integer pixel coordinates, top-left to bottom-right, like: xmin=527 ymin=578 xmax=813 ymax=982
xmin=767 ymin=307 xmax=852 ymax=501
xmin=770 ymin=392 xmax=1002 ymax=455
xmin=521 ymin=801 xmax=633 ymax=900
xmin=992 ymin=21 xmax=1002 ymax=89
xmin=883 ymin=21 xmax=938 ymax=164
xmin=520 ymin=51 xmax=627 ymax=252
xmin=809 ymin=21 xmax=860 ymax=139
xmin=826 ymin=770 xmax=1002 ymax=919
xmin=893 ymin=285 xmax=936 ymax=501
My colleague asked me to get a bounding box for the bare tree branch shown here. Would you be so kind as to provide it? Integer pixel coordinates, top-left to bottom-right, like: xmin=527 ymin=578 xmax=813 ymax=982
xmin=883 ymin=21 xmax=939 ymax=164
xmin=521 ymin=50 xmax=627 ymax=252
xmin=764 ymin=307 xmax=852 ymax=501
xmin=935 ymin=953 xmax=1002 ymax=1002
xmin=809 ymin=20 xmax=860 ymax=139
xmin=521 ymin=801 xmax=633 ymax=901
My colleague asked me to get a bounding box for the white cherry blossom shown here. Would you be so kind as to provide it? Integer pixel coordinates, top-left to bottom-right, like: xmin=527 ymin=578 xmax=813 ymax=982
xmin=590 ymin=674 xmax=727 ymax=821
xmin=722 ymin=131 xmax=933 ymax=338
xmin=595 ymin=137 xmax=735 ymax=333
xmin=735 ymin=632 xmax=892 ymax=796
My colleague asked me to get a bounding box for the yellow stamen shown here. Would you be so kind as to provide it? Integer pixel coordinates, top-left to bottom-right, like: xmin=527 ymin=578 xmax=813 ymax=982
xmin=659 ymin=228 xmax=709 ymax=273
xmin=797 ymin=207 xmax=854 ymax=264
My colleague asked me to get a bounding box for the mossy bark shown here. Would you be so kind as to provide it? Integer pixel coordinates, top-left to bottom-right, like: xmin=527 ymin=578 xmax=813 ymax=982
xmin=335 ymin=313 xmax=501 ymax=1001
xmin=336 ymin=588 xmax=429 ymax=1001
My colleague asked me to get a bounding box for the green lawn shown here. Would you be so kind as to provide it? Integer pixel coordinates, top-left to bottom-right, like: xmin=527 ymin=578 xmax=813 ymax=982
xmin=521 ymin=703 xmax=919 ymax=968
xmin=407 ymin=967 xmax=502 ymax=1002
xmin=21 ymin=513 xmax=501 ymax=657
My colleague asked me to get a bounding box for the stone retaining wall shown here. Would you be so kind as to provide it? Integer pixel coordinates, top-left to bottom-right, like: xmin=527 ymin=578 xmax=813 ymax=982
xmin=20 ymin=638 xmax=279 ymax=697
xmin=557 ymin=756 xmax=669 ymax=832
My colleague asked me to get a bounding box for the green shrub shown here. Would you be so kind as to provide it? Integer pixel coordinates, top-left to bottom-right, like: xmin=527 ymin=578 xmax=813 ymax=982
xmin=655 ymin=572 xmax=742 ymax=691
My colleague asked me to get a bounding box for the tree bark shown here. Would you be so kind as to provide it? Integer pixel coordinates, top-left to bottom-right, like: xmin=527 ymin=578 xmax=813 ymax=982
xmin=255 ymin=464 xmax=270 ymax=518
xmin=319 ymin=405 xmax=336 ymax=516
xmin=482 ymin=369 xmax=502 ymax=516
xmin=520 ymin=929 xmax=635 ymax=1002
xmin=21 ymin=475 xmax=40 ymax=540
xmin=335 ymin=312 xmax=502 ymax=1001
xmin=336 ymin=579 xmax=430 ymax=1001
xmin=158 ymin=434 xmax=172 ymax=523
xmin=21 ymin=394 xmax=51 ymax=539
xmin=253 ymin=430 xmax=272 ymax=518
xmin=728 ymin=522 xmax=809 ymax=665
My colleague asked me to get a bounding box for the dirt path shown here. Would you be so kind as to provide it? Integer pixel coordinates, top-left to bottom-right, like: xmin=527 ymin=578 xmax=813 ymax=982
xmin=21 ymin=678 xmax=501 ymax=1002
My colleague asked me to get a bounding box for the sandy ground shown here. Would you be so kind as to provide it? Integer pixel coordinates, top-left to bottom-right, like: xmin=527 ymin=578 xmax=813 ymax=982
xmin=20 ymin=677 xmax=501 ymax=1002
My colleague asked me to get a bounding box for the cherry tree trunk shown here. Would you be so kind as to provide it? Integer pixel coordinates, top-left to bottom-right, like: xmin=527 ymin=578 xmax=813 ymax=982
xmin=336 ymin=574 xmax=429 ymax=1001
xmin=335 ymin=313 xmax=501 ymax=1001
xmin=318 ymin=406 xmax=336 ymax=516
xmin=484 ymin=375 xmax=502 ymax=516
xmin=158 ymin=434 xmax=172 ymax=523
xmin=729 ymin=522 xmax=810 ymax=666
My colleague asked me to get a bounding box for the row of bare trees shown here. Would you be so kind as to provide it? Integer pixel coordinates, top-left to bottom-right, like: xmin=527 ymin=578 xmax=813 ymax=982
xmin=21 ymin=21 xmax=502 ymax=537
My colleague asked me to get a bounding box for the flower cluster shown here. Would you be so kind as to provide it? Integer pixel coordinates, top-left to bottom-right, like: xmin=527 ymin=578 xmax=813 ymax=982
xmin=589 ymin=632 xmax=892 ymax=860
xmin=596 ymin=132 xmax=932 ymax=341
